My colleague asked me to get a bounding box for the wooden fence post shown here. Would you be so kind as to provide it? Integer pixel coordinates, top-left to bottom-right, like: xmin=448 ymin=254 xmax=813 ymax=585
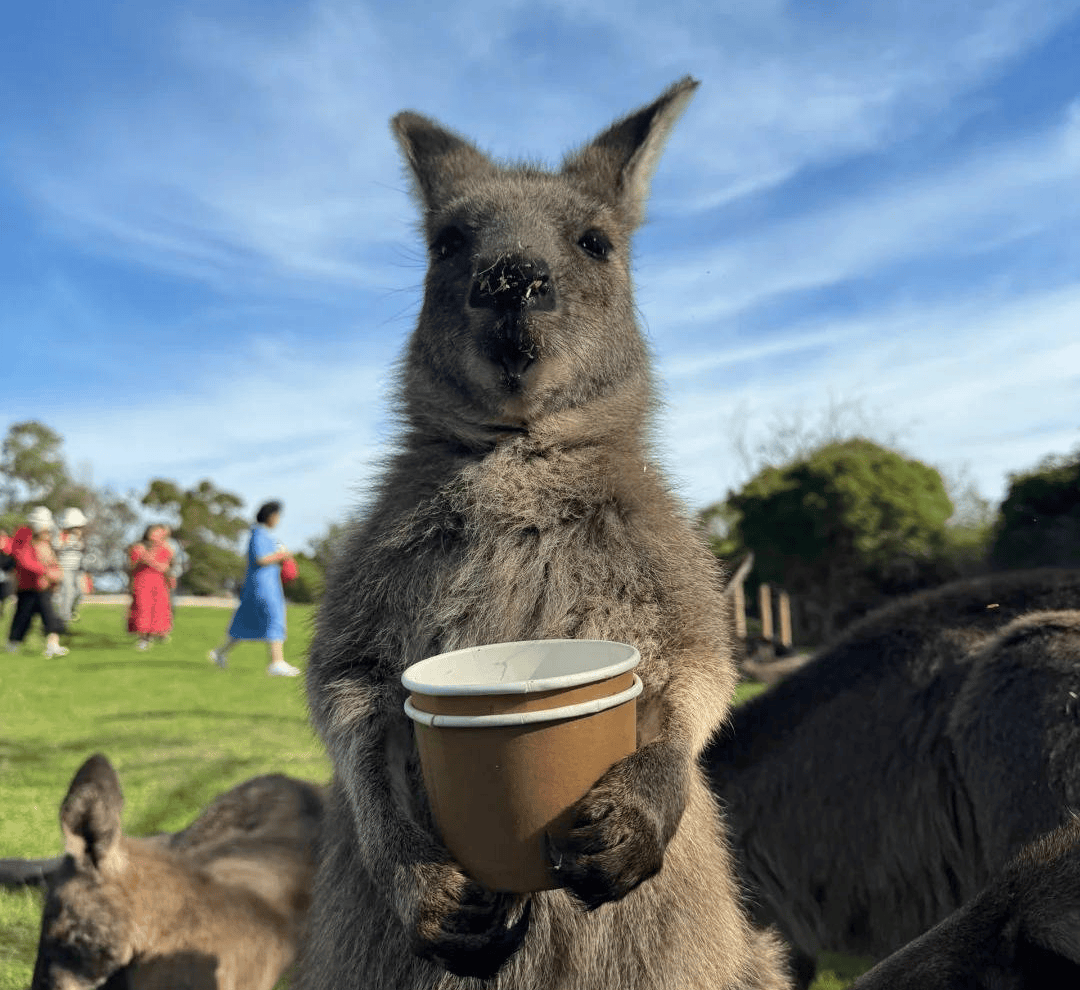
xmin=758 ymin=582 xmax=773 ymax=641
xmin=724 ymin=552 xmax=754 ymax=644
xmin=778 ymin=589 xmax=792 ymax=649
xmin=733 ymin=581 xmax=746 ymax=640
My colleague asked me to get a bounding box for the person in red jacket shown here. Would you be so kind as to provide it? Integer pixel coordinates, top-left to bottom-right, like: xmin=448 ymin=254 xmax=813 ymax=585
xmin=6 ymin=506 xmax=68 ymax=658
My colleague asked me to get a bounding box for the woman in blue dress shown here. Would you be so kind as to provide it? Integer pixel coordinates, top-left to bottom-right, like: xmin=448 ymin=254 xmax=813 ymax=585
xmin=209 ymin=501 xmax=300 ymax=676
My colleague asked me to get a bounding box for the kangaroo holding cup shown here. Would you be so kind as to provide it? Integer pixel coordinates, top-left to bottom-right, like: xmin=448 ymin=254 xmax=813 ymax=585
xmin=297 ymin=78 xmax=791 ymax=990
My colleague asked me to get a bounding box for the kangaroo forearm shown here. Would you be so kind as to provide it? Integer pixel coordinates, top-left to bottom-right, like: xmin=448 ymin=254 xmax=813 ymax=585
xmin=322 ymin=715 xmax=445 ymax=911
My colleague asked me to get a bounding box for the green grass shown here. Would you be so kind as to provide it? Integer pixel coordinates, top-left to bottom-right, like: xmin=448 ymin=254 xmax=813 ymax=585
xmin=0 ymin=605 xmax=865 ymax=988
xmin=0 ymin=602 xmax=329 ymax=989
xmin=811 ymin=953 xmax=875 ymax=989
xmin=734 ymin=678 xmax=769 ymax=705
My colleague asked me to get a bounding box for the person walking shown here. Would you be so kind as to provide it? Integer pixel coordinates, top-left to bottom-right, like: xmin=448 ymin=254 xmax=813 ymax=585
xmin=209 ymin=500 xmax=299 ymax=676
xmin=0 ymin=528 xmax=14 ymax=620
xmin=127 ymin=524 xmax=173 ymax=649
xmin=6 ymin=506 xmax=68 ymax=657
xmin=55 ymin=507 xmax=89 ymax=623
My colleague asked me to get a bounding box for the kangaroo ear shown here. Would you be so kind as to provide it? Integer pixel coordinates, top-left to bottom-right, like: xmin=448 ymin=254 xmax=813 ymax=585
xmin=59 ymin=754 xmax=124 ymax=873
xmin=392 ymin=111 xmax=495 ymax=214
xmin=562 ymin=76 xmax=699 ymax=227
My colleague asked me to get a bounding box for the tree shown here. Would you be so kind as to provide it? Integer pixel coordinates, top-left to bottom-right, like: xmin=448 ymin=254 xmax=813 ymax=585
xmin=82 ymin=488 xmax=141 ymax=576
xmin=307 ymin=520 xmax=347 ymax=573
xmin=728 ymin=395 xmax=903 ymax=480
xmin=0 ymin=421 xmax=143 ymax=574
xmin=0 ymin=421 xmax=70 ymax=513
xmin=696 ymin=501 xmax=741 ymax=560
xmin=729 ymin=438 xmax=954 ymax=642
xmin=939 ymin=468 xmax=995 ymax=577
xmin=991 ymin=447 xmax=1080 ymax=570
xmin=141 ymin=479 xmax=248 ymax=595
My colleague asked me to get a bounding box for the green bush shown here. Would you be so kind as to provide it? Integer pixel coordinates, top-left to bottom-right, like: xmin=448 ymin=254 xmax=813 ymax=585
xmin=991 ymin=449 xmax=1080 ymax=570
xmin=729 ymin=438 xmax=953 ymax=641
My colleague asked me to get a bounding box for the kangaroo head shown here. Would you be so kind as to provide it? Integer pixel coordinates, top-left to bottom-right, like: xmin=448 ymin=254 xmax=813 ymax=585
xmin=393 ymin=77 xmax=698 ymax=446
xmin=31 ymin=755 xmax=136 ymax=990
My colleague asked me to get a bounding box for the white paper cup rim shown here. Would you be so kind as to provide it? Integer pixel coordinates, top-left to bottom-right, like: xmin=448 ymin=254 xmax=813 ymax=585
xmin=404 ymin=674 xmax=642 ymax=728
xmin=401 ymin=639 xmax=640 ymax=696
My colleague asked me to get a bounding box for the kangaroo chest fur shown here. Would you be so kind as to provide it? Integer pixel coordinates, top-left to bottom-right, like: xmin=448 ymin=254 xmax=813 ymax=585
xmin=376 ymin=440 xmax=673 ymax=684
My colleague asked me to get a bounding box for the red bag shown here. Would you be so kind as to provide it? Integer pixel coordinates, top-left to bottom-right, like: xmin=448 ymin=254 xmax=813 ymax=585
xmin=280 ymin=558 xmax=298 ymax=583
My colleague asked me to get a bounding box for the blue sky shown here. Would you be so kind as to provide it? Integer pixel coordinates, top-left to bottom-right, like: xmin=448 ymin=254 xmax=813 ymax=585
xmin=3 ymin=0 xmax=1079 ymax=552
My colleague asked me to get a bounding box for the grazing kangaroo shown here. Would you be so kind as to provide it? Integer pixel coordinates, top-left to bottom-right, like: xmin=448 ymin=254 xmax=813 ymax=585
xmin=706 ymin=568 xmax=1080 ymax=987
xmin=6 ymin=754 xmax=324 ymax=990
xmin=296 ymin=79 xmax=791 ymax=989
xmin=850 ymin=814 xmax=1080 ymax=988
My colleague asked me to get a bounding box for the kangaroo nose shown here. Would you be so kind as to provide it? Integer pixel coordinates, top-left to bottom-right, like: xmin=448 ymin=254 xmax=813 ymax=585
xmin=469 ymin=257 xmax=556 ymax=313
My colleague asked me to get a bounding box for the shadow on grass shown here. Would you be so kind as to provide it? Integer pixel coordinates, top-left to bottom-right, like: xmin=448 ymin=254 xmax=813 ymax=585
xmin=102 ymin=710 xmax=310 ymax=727
xmin=0 ymin=734 xmax=196 ymax=769
xmin=124 ymin=753 xmax=276 ymax=834
xmin=61 ymin=629 xmax=132 ymax=650
xmin=70 ymin=660 xmax=219 ymax=673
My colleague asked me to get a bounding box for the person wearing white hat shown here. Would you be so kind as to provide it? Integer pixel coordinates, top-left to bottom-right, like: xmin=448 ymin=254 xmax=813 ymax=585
xmin=56 ymin=507 xmax=89 ymax=623
xmin=6 ymin=506 xmax=68 ymax=658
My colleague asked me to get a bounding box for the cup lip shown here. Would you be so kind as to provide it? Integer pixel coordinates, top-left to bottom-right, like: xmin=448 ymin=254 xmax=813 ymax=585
xmin=401 ymin=639 xmax=640 ymax=696
xmin=404 ymin=674 xmax=643 ymax=728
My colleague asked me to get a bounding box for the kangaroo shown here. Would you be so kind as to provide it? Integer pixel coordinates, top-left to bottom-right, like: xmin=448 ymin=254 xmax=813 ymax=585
xmin=850 ymin=814 xmax=1080 ymax=988
xmin=9 ymin=754 xmax=324 ymax=990
xmin=706 ymin=568 xmax=1080 ymax=987
xmin=295 ymin=79 xmax=791 ymax=989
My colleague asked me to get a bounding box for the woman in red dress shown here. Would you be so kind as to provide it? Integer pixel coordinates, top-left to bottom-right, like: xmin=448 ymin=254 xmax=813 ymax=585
xmin=128 ymin=524 xmax=173 ymax=649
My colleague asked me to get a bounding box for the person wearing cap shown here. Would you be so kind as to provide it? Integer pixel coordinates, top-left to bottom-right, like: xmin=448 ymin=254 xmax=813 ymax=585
xmin=56 ymin=507 xmax=89 ymax=623
xmin=6 ymin=506 xmax=68 ymax=658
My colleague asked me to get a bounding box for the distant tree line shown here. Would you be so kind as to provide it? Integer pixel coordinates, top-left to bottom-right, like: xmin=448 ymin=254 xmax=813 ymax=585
xmin=700 ymin=434 xmax=1080 ymax=644
xmin=0 ymin=420 xmax=340 ymax=601
xmin=5 ymin=418 xmax=1076 ymax=626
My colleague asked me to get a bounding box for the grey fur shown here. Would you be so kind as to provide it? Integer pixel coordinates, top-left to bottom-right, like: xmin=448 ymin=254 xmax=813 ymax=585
xmin=22 ymin=754 xmax=324 ymax=990
xmin=705 ymin=569 xmax=1080 ymax=987
xmin=295 ymin=79 xmax=791 ymax=989
xmin=850 ymin=814 xmax=1080 ymax=989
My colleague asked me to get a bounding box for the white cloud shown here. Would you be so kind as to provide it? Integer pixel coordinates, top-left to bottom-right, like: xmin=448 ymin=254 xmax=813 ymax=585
xmin=642 ymin=100 xmax=1080 ymax=336
xmin=607 ymin=0 xmax=1080 ymax=210
xmin=13 ymin=0 xmax=1079 ymax=293
xmin=50 ymin=338 xmax=398 ymax=550
xmin=656 ymin=283 xmax=1080 ymax=508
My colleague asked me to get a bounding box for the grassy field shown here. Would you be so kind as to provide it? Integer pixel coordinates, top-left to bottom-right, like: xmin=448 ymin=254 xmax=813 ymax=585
xmin=0 ymin=603 xmax=866 ymax=988
xmin=0 ymin=602 xmax=329 ymax=989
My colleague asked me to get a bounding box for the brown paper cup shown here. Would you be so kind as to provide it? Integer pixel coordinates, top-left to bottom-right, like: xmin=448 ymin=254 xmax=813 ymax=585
xmin=402 ymin=640 xmax=641 ymax=893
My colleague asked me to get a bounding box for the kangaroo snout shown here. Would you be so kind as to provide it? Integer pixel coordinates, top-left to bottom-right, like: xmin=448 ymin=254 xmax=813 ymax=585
xmin=470 ymin=255 xmax=554 ymax=381
xmin=469 ymin=256 xmax=556 ymax=314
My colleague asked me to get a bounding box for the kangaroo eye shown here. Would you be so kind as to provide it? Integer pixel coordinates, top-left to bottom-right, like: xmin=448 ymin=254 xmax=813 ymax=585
xmin=431 ymin=226 xmax=467 ymax=261
xmin=577 ymin=229 xmax=612 ymax=260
